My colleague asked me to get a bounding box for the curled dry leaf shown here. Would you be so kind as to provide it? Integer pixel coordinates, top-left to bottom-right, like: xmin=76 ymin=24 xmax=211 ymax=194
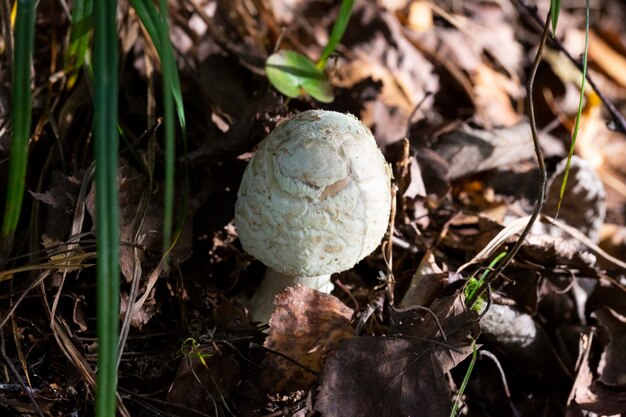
xmin=399 ymin=292 xmax=481 ymax=372
xmin=260 ymin=285 xmax=354 ymax=392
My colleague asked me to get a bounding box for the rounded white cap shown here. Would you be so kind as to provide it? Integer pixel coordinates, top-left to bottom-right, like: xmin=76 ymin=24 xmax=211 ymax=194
xmin=235 ymin=110 xmax=392 ymax=277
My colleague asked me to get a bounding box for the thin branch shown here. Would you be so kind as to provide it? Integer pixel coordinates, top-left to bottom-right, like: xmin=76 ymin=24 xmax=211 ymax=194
xmin=249 ymin=343 xmax=318 ymax=376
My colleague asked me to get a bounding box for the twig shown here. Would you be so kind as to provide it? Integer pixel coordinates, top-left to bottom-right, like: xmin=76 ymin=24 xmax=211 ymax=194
xmin=405 ymin=91 xmax=433 ymax=139
xmin=467 ymin=13 xmax=550 ymax=307
xmin=249 ymin=343 xmax=318 ymax=376
xmin=384 ymin=185 xmax=398 ymax=304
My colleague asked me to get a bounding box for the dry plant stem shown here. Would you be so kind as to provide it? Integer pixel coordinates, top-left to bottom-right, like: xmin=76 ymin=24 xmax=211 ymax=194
xmin=518 ymin=0 xmax=626 ymax=135
xmin=384 ymin=185 xmax=398 ymax=304
xmin=248 ymin=268 xmax=334 ymax=322
xmin=11 ymin=312 xmax=31 ymax=387
xmin=39 ymin=282 xmax=132 ymax=417
xmin=467 ymin=13 xmax=550 ymax=308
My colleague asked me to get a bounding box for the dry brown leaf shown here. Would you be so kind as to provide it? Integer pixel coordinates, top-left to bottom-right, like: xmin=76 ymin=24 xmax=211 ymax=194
xmin=400 ymin=249 xmax=447 ymax=307
xmin=29 ymin=171 xmax=84 ymax=244
xmin=594 ymin=308 xmax=626 ymax=387
xmin=260 ymin=285 xmax=354 ymax=392
xmin=316 ymin=292 xmax=478 ymax=417
xmin=430 ymin=122 xmax=534 ymax=180
xmin=415 ymin=146 xmax=451 ymax=198
xmin=599 ymin=224 xmax=626 ymax=269
xmin=520 ymin=234 xmax=600 ymax=279
xmin=472 ymin=63 xmax=521 ymax=127
xmin=333 ymin=7 xmax=438 ymax=144
xmin=316 ymin=337 xmax=451 ymax=417
xmin=568 ymin=330 xmax=626 ymax=415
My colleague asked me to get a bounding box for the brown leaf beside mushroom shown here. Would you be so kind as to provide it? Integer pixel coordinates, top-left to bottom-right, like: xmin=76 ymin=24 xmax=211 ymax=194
xmin=316 ymin=293 xmax=479 ymax=417
xmin=260 ymin=285 xmax=354 ymax=393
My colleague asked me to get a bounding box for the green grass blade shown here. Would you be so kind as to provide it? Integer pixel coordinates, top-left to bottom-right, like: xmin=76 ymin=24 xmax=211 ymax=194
xmin=93 ymin=0 xmax=120 ymax=415
xmin=64 ymin=0 xmax=93 ymax=89
xmin=129 ymin=0 xmax=185 ymax=128
xmin=158 ymin=0 xmax=174 ymax=249
xmin=2 ymin=0 xmax=36 ymax=242
xmin=556 ymin=0 xmax=589 ymax=215
xmin=129 ymin=0 xmax=186 ymax=250
xmin=317 ymin=0 xmax=355 ymax=69
xmin=450 ymin=341 xmax=478 ymax=417
xmin=464 ymin=251 xmax=507 ymax=309
xmin=550 ymin=0 xmax=561 ymax=34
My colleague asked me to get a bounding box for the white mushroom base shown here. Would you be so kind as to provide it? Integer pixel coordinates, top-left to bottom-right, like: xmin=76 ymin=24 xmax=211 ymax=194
xmin=246 ymin=268 xmax=334 ymax=323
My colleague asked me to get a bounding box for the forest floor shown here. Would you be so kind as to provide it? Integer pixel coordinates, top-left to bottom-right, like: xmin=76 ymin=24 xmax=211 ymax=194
xmin=1 ymin=0 xmax=626 ymax=416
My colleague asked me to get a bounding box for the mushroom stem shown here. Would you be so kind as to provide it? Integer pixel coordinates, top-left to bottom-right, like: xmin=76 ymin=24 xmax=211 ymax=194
xmin=247 ymin=268 xmax=333 ymax=323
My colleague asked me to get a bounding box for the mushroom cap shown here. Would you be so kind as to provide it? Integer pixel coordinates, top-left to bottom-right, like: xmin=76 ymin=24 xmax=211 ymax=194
xmin=235 ymin=110 xmax=392 ymax=277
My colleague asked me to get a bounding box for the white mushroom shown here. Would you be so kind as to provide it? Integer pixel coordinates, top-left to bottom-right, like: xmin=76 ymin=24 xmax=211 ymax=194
xmin=235 ymin=110 xmax=392 ymax=322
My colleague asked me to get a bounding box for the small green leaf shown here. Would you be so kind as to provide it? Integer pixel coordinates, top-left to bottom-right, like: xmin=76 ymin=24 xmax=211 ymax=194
xmin=266 ymin=50 xmax=333 ymax=103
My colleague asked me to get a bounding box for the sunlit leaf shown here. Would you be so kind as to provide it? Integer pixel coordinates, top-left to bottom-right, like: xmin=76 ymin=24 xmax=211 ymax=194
xmin=266 ymin=50 xmax=333 ymax=103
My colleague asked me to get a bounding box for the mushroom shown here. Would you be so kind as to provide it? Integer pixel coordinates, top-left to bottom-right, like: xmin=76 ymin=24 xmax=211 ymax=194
xmin=235 ymin=110 xmax=392 ymax=322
